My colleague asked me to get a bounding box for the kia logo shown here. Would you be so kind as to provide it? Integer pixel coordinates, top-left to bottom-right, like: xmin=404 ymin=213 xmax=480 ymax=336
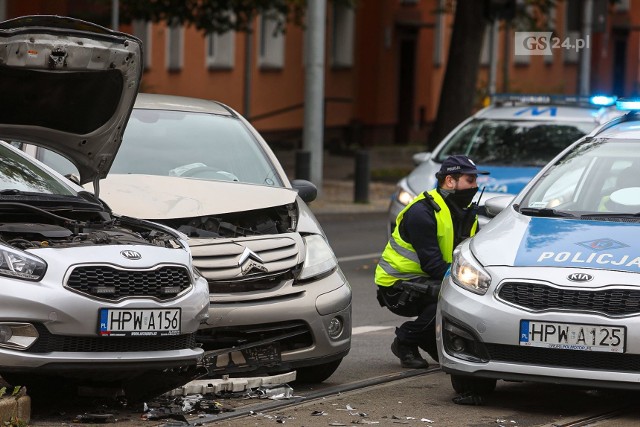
xmin=121 ymin=250 xmax=142 ymax=260
xmin=567 ymin=273 xmax=593 ymax=282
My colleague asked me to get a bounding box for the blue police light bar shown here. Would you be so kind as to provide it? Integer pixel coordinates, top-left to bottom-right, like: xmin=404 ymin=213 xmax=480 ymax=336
xmin=616 ymin=98 xmax=640 ymax=111
xmin=491 ymin=93 xmax=617 ymax=107
xmin=589 ymin=95 xmax=617 ymax=106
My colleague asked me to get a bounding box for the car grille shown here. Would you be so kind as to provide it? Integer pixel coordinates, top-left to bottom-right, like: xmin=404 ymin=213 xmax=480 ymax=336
xmin=66 ymin=265 xmax=192 ymax=301
xmin=498 ymin=282 xmax=640 ymax=316
xmin=486 ymin=343 xmax=640 ymax=372
xmin=27 ymin=324 xmax=197 ymax=353
xmin=190 ymin=236 xmax=300 ymax=287
xmin=197 ymin=321 xmax=313 ymax=352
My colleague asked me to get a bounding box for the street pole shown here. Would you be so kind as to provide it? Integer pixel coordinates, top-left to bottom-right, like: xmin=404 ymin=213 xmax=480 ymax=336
xmin=303 ymin=0 xmax=326 ymax=195
xmin=579 ymin=0 xmax=593 ymax=96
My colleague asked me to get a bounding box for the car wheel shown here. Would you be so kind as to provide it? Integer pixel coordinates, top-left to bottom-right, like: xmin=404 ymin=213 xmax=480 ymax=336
xmin=450 ymin=374 xmax=496 ymax=394
xmin=294 ymin=359 xmax=342 ymax=383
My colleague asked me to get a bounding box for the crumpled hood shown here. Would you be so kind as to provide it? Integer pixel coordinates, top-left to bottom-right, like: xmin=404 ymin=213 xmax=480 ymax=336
xmin=473 ymin=211 xmax=640 ymax=273
xmin=0 ymin=15 xmax=142 ymax=185
xmin=89 ymin=174 xmax=299 ymax=219
xmin=406 ymin=160 xmax=540 ymax=198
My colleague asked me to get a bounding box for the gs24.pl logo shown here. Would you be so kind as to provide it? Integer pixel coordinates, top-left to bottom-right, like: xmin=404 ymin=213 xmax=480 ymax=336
xmin=515 ymin=32 xmax=590 ymax=56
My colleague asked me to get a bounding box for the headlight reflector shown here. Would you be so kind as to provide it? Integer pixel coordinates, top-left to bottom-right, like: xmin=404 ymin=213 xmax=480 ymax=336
xmin=450 ymin=246 xmax=491 ymax=295
xmin=396 ymin=188 xmax=416 ymax=206
xmin=299 ymin=234 xmax=337 ymax=281
xmin=0 ymin=245 xmax=47 ymax=281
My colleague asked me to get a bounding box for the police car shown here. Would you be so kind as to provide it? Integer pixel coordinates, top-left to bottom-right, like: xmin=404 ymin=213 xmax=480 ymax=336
xmin=436 ymin=97 xmax=640 ymax=394
xmin=388 ymin=94 xmax=622 ymax=231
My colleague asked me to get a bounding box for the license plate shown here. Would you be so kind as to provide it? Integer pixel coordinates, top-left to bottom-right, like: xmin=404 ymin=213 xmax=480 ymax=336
xmin=519 ymin=320 xmax=625 ymax=353
xmin=99 ymin=308 xmax=181 ymax=337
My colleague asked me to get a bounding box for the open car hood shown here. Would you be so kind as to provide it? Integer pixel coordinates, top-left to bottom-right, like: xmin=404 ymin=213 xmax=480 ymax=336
xmin=0 ymin=15 xmax=142 ymax=185
xmin=88 ymin=174 xmax=299 ymax=219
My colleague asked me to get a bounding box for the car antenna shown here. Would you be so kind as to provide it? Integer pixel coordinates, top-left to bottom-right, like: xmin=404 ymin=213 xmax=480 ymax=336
xmin=476 ymin=186 xmax=486 ymax=207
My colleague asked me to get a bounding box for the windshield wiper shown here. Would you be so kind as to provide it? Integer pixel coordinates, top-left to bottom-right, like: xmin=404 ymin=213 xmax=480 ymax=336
xmin=0 ymin=189 xmax=28 ymax=195
xmin=517 ymin=206 xmax=577 ymax=217
xmin=581 ymin=212 xmax=640 ymax=218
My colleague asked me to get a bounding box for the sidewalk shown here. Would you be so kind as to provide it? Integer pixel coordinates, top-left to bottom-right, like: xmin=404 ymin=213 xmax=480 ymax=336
xmin=273 ymin=145 xmax=424 ymax=215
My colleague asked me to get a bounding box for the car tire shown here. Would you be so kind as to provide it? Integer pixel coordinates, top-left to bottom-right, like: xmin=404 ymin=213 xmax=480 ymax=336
xmin=450 ymin=374 xmax=496 ymax=394
xmin=294 ymin=359 xmax=342 ymax=383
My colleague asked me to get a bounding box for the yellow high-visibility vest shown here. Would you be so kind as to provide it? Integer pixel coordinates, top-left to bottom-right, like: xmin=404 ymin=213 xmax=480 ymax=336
xmin=375 ymin=189 xmax=478 ymax=287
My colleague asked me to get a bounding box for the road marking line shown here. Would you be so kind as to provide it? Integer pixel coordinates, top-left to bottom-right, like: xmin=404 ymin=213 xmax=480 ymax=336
xmin=337 ymin=253 xmax=380 ymax=263
xmin=352 ymin=326 xmax=394 ymax=335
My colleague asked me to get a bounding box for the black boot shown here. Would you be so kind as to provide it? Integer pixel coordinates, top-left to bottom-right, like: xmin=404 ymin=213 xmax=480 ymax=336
xmin=391 ymin=338 xmax=429 ymax=369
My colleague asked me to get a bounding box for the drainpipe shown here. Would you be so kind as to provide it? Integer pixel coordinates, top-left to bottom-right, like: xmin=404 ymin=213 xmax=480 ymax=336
xmin=579 ymin=0 xmax=593 ymax=96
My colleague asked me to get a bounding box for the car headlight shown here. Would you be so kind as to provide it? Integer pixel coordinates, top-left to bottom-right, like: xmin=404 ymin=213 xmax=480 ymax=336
xmin=298 ymin=234 xmax=338 ymax=281
xmin=395 ymin=188 xmax=416 ymax=206
xmin=0 ymin=245 xmax=47 ymax=281
xmin=450 ymin=246 xmax=491 ymax=295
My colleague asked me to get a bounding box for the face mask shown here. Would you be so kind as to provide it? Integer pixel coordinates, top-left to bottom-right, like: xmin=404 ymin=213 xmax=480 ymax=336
xmin=449 ymin=187 xmax=478 ymax=208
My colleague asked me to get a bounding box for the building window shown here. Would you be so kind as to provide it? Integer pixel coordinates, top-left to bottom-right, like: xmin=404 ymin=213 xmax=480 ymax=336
xmin=614 ymin=0 xmax=630 ymax=12
xmin=513 ymin=0 xmax=531 ymax=65
xmin=166 ymin=21 xmax=184 ymax=72
xmin=331 ymin=3 xmax=354 ymax=68
xmin=205 ymin=30 xmax=235 ymax=70
xmin=258 ymin=11 xmax=285 ymax=69
xmin=132 ymin=20 xmax=152 ymax=70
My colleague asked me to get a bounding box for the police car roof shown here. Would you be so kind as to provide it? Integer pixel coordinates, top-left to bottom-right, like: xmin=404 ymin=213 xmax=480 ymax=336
xmin=592 ymin=114 xmax=640 ymax=139
xmin=474 ymin=104 xmax=610 ymax=122
xmin=474 ymin=93 xmax=620 ymax=123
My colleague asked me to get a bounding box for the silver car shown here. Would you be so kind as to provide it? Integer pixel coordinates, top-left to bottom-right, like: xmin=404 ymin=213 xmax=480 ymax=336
xmin=35 ymin=93 xmax=352 ymax=383
xmin=0 ymin=16 xmax=209 ymax=394
xmin=388 ymin=94 xmax=622 ymax=231
xmin=437 ymin=98 xmax=640 ymax=394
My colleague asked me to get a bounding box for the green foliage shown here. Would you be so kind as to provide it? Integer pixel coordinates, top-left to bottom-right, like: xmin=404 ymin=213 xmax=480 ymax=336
xmin=100 ymin=0 xmax=355 ymax=34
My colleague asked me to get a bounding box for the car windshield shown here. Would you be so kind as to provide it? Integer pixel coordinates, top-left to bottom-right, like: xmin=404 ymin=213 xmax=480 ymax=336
xmin=435 ymin=119 xmax=595 ymax=167
xmin=520 ymin=138 xmax=640 ymax=215
xmin=0 ymin=142 xmax=75 ymax=196
xmin=107 ymin=108 xmax=284 ymax=187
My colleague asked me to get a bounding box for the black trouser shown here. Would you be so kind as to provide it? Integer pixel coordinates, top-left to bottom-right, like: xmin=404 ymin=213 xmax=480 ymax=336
xmin=377 ymin=283 xmax=439 ymax=361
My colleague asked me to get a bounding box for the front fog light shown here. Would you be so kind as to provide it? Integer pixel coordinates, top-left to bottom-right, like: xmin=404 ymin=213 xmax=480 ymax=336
xmin=327 ymin=317 xmax=343 ymax=339
xmin=0 ymin=325 xmax=12 ymax=343
xmin=442 ymin=318 xmax=489 ymax=363
xmin=0 ymin=323 xmax=38 ymax=350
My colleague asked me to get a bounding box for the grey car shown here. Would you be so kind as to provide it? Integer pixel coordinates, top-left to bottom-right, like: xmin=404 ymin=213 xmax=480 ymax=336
xmin=437 ymin=98 xmax=640 ymax=394
xmin=0 ymin=16 xmax=209 ymax=396
xmin=35 ymin=93 xmax=352 ymax=383
xmin=388 ymin=94 xmax=622 ymax=231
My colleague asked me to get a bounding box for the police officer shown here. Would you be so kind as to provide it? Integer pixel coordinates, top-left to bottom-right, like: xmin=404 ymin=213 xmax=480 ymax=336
xmin=375 ymin=155 xmax=489 ymax=368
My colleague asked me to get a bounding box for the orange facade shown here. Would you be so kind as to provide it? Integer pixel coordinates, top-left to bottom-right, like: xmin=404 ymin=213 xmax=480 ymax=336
xmin=2 ymin=0 xmax=640 ymax=148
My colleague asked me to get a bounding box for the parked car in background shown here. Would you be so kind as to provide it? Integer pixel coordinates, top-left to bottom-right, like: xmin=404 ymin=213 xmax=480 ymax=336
xmin=388 ymin=94 xmax=622 ymax=231
xmin=33 ymin=93 xmax=352 ymax=383
xmin=0 ymin=16 xmax=209 ymax=396
xmin=437 ymin=98 xmax=640 ymax=394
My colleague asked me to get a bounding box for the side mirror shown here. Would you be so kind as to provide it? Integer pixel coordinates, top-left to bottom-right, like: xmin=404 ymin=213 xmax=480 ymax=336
xmin=291 ymin=179 xmax=318 ymax=203
xmin=484 ymin=195 xmax=514 ymax=218
xmin=412 ymin=152 xmax=432 ymax=166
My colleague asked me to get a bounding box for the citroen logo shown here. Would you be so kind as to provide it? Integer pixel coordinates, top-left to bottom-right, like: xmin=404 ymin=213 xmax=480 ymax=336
xmin=238 ymin=247 xmax=268 ymax=275
xmin=121 ymin=250 xmax=142 ymax=260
